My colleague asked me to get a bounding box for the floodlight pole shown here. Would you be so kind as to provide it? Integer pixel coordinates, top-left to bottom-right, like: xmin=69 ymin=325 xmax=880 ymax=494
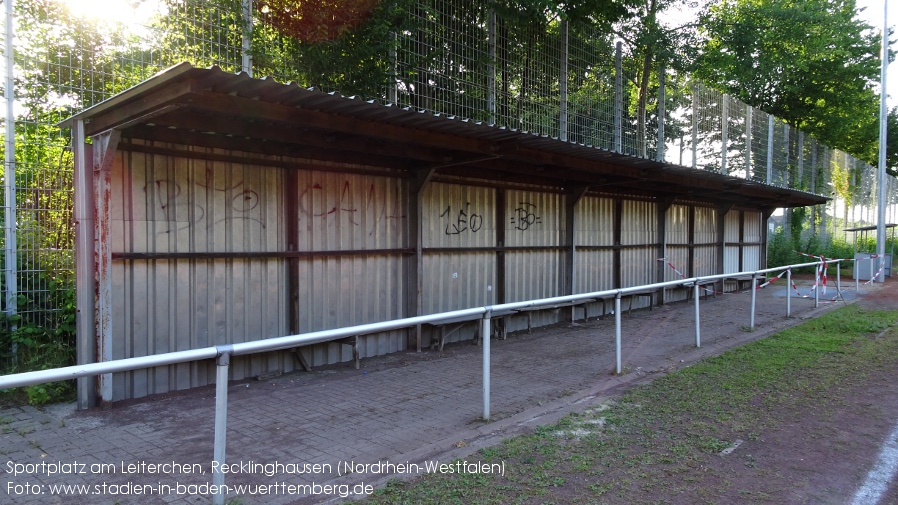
xmin=876 ymin=0 xmax=888 ymax=281
xmin=4 ymin=0 xmax=17 ymax=335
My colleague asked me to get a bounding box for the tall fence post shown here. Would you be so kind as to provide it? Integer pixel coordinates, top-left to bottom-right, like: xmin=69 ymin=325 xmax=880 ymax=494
xmin=482 ymin=312 xmax=491 ymax=421
xmin=614 ymin=294 xmax=622 ymax=374
xmin=241 ymin=0 xmax=253 ymax=76
xmin=657 ymin=63 xmax=665 ymax=162
xmin=745 ymin=104 xmax=752 ymax=179
xmin=614 ymin=41 xmax=622 ymax=153
xmin=766 ymin=115 xmax=774 ymax=184
xmin=3 ymin=0 xmax=17 ymax=339
xmin=559 ymin=19 xmax=568 ymax=141
xmin=487 ymin=6 xmax=496 ymax=124
xmin=721 ymin=94 xmax=728 ymax=174
xmin=212 ymin=350 xmax=232 ymax=505
xmin=691 ymin=82 xmax=698 ymax=169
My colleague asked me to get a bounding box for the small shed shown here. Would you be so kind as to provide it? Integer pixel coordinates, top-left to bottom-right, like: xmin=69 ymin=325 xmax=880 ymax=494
xmin=62 ymin=64 xmax=827 ymax=406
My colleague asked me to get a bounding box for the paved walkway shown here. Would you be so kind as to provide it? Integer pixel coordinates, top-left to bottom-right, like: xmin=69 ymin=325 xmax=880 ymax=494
xmin=0 ymin=278 xmax=881 ymax=505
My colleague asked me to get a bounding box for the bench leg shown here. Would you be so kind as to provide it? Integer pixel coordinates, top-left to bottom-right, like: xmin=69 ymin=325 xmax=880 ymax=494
xmin=528 ymin=312 xmax=533 ymax=334
xmin=352 ymin=339 xmax=360 ymax=370
xmin=292 ymin=347 xmax=312 ymax=372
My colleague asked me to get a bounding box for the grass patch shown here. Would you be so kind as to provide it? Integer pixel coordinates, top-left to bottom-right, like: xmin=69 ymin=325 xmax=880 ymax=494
xmin=364 ymin=306 xmax=898 ymax=504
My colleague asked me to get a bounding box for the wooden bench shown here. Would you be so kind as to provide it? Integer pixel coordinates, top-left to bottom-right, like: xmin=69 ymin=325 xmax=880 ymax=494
xmin=598 ymin=292 xmax=657 ymax=316
xmin=722 ymin=274 xmax=756 ymax=292
xmin=290 ymin=335 xmax=363 ymax=371
xmin=516 ymin=298 xmax=597 ymax=333
xmin=425 ymin=309 xmax=517 ymax=351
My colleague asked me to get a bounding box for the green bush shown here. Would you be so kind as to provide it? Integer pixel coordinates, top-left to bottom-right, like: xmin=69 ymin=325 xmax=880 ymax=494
xmin=0 ymin=270 xmax=76 ymax=405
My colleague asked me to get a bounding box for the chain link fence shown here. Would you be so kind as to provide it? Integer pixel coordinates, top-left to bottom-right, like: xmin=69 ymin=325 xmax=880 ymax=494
xmin=2 ymin=0 xmax=895 ymax=372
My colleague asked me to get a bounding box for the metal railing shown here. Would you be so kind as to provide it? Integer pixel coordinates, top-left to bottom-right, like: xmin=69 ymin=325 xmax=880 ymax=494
xmin=0 ymin=259 xmax=845 ymax=503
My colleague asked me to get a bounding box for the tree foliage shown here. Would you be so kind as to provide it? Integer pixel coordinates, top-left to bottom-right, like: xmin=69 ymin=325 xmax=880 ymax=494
xmin=693 ymin=0 xmax=895 ymax=174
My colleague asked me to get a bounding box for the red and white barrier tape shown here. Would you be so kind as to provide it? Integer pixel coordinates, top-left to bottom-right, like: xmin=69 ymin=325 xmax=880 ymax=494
xmin=756 ymin=269 xmax=788 ymax=289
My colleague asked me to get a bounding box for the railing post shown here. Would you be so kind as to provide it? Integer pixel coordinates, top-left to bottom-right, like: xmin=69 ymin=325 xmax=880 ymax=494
xmin=614 ymin=294 xmax=622 ymax=374
xmin=814 ymin=263 xmax=820 ymax=308
xmin=482 ymin=312 xmax=491 ymax=421
xmin=212 ymin=350 xmax=231 ymax=505
xmin=787 ymin=268 xmax=792 ymax=317
xmin=693 ymin=282 xmax=701 ymax=347
xmin=836 ymin=260 xmax=842 ymax=298
xmin=749 ymin=274 xmax=757 ymax=330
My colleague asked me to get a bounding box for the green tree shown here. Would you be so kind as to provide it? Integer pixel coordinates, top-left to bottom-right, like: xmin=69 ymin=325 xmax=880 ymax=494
xmin=693 ymin=0 xmax=887 ymax=171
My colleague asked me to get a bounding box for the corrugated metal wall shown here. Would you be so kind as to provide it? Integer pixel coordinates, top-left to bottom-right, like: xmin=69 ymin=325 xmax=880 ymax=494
xmin=110 ymin=147 xmax=288 ymax=399
xmin=663 ymin=204 xmax=691 ymax=303
xmin=724 ymin=210 xmax=741 ymax=274
xmin=694 ymin=206 xmax=718 ymax=276
xmin=742 ymin=211 xmax=762 ymax=271
xmin=105 ymin=148 xmax=767 ymax=400
xmin=505 ymin=190 xmax=566 ymax=330
xmin=575 ymin=196 xmax=615 ymax=318
xmin=293 ymin=170 xmax=409 ymax=367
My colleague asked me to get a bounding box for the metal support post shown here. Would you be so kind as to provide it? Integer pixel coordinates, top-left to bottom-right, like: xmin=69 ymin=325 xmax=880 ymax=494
xmin=241 ymin=0 xmax=253 ymax=76
xmin=721 ymin=94 xmax=728 ymax=175
xmin=614 ymin=41 xmax=622 ymax=153
xmin=766 ymin=115 xmax=774 ymax=184
xmin=482 ymin=313 xmax=491 ymax=421
xmin=837 ymin=261 xmax=842 ymax=294
xmin=693 ymin=283 xmax=701 ymax=347
xmin=814 ymin=264 xmax=820 ymax=308
xmin=749 ymin=275 xmax=757 ymax=330
xmin=787 ymin=269 xmax=792 ymax=317
xmin=559 ymin=20 xmax=568 ymax=141
xmin=212 ymin=351 xmax=231 ymax=505
xmin=657 ymin=64 xmax=665 ymax=162
xmin=614 ymin=294 xmax=622 ymax=374
xmin=4 ymin=0 xmax=17 ymax=339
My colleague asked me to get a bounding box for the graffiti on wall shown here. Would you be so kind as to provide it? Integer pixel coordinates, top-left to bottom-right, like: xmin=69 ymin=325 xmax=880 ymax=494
xmin=298 ymin=179 xmax=406 ymax=235
xmin=510 ymin=202 xmax=542 ymax=231
xmin=149 ymin=178 xmax=265 ymax=234
xmin=440 ymin=203 xmax=483 ymax=235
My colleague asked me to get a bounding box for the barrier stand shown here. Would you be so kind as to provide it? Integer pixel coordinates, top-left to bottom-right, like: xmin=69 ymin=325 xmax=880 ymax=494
xmin=212 ymin=350 xmax=231 ymax=505
xmin=614 ymin=293 xmax=622 ymax=374
xmin=694 ymin=282 xmax=701 ymax=348
xmin=482 ymin=311 xmax=491 ymax=421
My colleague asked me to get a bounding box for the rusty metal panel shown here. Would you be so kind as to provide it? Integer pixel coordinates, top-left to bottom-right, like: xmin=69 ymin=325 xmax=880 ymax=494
xmin=295 ymin=170 xmax=409 ymax=251
xmin=621 ymin=199 xmax=657 ymax=245
xmin=422 ymin=182 xmax=495 ymax=248
xmin=575 ymin=196 xmax=614 ymax=246
xmin=504 ymin=190 xmax=563 ymax=247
